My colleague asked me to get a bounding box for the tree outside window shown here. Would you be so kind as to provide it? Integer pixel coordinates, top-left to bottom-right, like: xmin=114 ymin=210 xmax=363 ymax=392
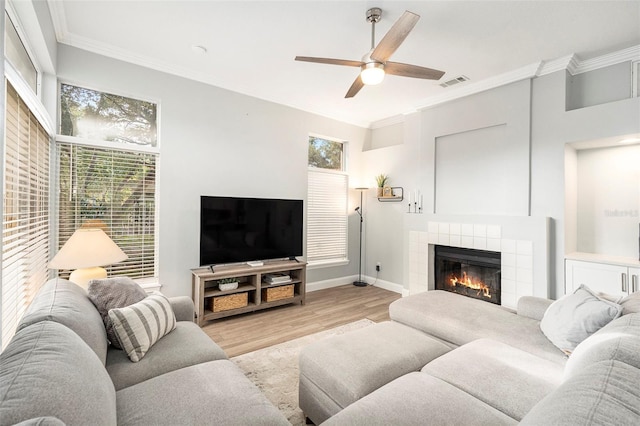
xmin=60 ymin=83 xmax=157 ymax=147
xmin=308 ymin=136 xmax=344 ymax=171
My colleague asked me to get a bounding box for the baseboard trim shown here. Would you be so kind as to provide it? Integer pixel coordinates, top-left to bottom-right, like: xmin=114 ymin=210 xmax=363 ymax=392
xmin=307 ymin=275 xmax=405 ymax=295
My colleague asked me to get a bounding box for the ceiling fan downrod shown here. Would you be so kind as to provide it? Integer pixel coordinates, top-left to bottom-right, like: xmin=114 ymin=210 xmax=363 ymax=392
xmin=366 ymin=7 xmax=382 ymax=49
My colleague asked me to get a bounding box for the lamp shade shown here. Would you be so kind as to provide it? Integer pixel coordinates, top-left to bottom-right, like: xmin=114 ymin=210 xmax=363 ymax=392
xmin=49 ymin=228 xmax=128 ymax=270
xmin=360 ymin=63 xmax=385 ymax=85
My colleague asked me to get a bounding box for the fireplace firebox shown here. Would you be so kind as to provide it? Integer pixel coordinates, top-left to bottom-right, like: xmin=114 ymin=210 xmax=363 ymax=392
xmin=434 ymin=245 xmax=501 ymax=305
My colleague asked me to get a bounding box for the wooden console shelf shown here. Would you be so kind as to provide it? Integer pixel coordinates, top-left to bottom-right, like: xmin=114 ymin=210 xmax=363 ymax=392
xmin=191 ymin=259 xmax=306 ymax=326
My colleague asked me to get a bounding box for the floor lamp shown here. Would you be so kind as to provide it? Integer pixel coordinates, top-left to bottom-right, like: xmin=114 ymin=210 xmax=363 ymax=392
xmin=353 ymin=187 xmax=368 ymax=287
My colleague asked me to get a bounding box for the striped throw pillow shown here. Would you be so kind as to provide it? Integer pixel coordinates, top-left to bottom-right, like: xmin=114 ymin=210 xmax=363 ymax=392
xmin=108 ymin=292 xmax=177 ymax=362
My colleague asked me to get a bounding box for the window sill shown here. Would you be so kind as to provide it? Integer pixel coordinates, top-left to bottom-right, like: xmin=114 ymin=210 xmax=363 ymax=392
xmin=307 ymin=259 xmax=350 ymax=270
xmin=137 ymin=278 xmax=162 ymax=293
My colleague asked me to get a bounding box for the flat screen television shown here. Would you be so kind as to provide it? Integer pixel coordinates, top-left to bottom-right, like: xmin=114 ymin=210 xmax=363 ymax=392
xmin=199 ymin=196 xmax=303 ymax=266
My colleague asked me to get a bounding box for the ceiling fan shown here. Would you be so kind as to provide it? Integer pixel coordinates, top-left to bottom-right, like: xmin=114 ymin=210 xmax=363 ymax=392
xmin=295 ymin=7 xmax=445 ymax=98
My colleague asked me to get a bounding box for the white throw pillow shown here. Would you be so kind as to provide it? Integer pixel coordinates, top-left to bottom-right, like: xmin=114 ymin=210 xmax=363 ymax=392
xmin=108 ymin=292 xmax=176 ymax=362
xmin=540 ymin=284 xmax=622 ymax=355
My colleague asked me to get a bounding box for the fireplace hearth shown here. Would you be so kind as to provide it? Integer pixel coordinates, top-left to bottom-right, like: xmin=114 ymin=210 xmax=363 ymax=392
xmin=434 ymin=245 xmax=501 ymax=305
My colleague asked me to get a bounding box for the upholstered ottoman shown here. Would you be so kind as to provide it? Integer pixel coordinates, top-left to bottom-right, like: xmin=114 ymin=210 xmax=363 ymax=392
xmin=298 ymin=321 xmax=451 ymax=424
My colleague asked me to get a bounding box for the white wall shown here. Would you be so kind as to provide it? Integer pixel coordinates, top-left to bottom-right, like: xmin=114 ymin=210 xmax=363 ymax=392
xmin=56 ymin=45 xmax=369 ymax=297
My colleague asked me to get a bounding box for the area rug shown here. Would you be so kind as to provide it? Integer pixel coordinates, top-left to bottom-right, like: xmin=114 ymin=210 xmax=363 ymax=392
xmin=231 ymin=319 xmax=375 ymax=425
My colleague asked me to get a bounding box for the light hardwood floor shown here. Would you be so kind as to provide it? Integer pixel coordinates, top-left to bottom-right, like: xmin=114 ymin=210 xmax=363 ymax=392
xmin=202 ymin=284 xmax=401 ymax=357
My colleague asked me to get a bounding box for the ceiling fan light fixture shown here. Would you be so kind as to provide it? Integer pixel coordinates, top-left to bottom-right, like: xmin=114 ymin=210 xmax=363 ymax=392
xmin=361 ymin=62 xmax=385 ymax=85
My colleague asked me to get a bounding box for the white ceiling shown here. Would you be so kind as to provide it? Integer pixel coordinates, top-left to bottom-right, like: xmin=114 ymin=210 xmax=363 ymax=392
xmin=47 ymin=1 xmax=640 ymax=128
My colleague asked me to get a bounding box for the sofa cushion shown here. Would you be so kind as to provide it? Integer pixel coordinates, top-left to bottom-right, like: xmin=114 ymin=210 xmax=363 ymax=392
xmin=322 ymin=372 xmax=517 ymax=426
xmin=517 ymin=296 xmax=553 ymax=321
xmin=540 ymin=284 xmax=622 ymax=355
xmin=389 ymin=290 xmax=567 ymax=364
xmin=620 ymin=291 xmax=640 ymax=315
xmin=564 ymin=312 xmax=640 ymax=379
xmin=298 ymin=321 xmax=451 ymax=423
xmin=168 ymin=295 xmax=195 ymax=322
xmin=116 ymin=359 xmax=289 ymax=425
xmin=0 ymin=321 xmax=116 ymax=425
xmin=421 ymin=338 xmax=563 ymax=420
xmin=88 ymin=276 xmax=148 ymax=349
xmin=17 ymin=278 xmax=108 ymax=364
xmin=520 ymin=360 xmax=640 ymax=425
xmin=106 ymin=320 xmax=228 ymax=390
xmin=108 ymin=292 xmax=177 ymax=362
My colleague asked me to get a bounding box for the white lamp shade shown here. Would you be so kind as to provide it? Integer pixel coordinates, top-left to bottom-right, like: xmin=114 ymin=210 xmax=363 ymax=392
xmin=49 ymin=228 xmax=128 ymax=270
xmin=360 ymin=64 xmax=385 ymax=85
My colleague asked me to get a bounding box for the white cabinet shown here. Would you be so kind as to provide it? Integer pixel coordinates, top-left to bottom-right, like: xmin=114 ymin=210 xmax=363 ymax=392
xmin=566 ymin=257 xmax=640 ymax=298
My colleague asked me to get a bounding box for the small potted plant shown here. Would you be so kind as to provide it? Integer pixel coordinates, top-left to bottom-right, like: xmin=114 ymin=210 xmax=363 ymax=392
xmin=375 ymin=174 xmax=389 ymax=197
xmin=217 ymin=277 xmax=239 ymax=291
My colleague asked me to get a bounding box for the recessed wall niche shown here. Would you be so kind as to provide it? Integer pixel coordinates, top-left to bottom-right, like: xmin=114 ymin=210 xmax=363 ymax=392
xmin=434 ymin=124 xmax=529 ymax=216
xmin=566 ymin=137 xmax=640 ymax=258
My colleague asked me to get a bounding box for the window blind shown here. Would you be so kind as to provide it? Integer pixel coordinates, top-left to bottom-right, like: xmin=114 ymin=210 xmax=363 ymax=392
xmin=56 ymin=144 xmax=157 ymax=280
xmin=307 ymin=169 xmax=348 ymax=263
xmin=2 ymin=82 xmax=50 ymax=349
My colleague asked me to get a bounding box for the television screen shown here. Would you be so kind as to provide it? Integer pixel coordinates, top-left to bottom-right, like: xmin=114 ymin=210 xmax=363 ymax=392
xmin=199 ymin=196 xmax=303 ymax=266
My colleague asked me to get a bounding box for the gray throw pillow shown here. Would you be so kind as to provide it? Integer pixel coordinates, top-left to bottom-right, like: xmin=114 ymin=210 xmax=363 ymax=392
xmin=87 ymin=277 xmax=147 ymax=348
xmin=620 ymin=291 xmax=640 ymax=315
xmin=540 ymin=284 xmax=623 ymax=355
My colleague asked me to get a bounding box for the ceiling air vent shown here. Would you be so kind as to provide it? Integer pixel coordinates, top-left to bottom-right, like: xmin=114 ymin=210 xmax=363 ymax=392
xmin=439 ymin=75 xmax=470 ymax=88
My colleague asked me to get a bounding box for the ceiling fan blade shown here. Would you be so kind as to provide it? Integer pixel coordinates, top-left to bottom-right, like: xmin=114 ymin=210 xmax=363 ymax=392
xmin=385 ymin=62 xmax=445 ymax=80
xmin=345 ymin=75 xmax=364 ymax=98
xmin=370 ymin=11 xmax=420 ymax=63
xmin=295 ymin=56 xmax=363 ymax=67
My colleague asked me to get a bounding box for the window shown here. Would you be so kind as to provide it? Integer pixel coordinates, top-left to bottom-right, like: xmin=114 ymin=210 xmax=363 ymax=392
xmin=309 ymin=136 xmax=344 ymax=171
xmin=56 ymin=84 xmax=159 ymax=282
xmin=2 ymin=82 xmax=50 ymax=349
xmin=4 ymin=12 xmax=38 ymax=94
xmin=307 ymin=136 xmax=348 ymax=265
xmin=60 ymin=83 xmax=158 ymax=147
xmin=55 ymin=144 xmax=157 ymax=281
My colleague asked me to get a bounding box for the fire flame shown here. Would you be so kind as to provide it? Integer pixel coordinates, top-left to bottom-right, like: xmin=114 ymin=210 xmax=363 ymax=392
xmin=449 ymin=272 xmax=492 ymax=298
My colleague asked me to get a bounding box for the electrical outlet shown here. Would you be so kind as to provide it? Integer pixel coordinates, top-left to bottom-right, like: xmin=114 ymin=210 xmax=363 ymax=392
xmin=376 ymin=262 xmax=381 ymax=272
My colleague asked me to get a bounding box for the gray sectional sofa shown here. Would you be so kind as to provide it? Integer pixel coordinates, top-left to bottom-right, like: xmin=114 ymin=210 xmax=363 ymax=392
xmin=300 ymin=289 xmax=640 ymax=425
xmin=0 ymin=278 xmax=288 ymax=425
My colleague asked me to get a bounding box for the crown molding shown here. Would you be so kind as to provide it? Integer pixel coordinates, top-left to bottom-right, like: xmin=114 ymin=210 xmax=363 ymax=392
xmin=572 ymin=44 xmax=640 ymax=75
xmin=537 ymin=54 xmax=578 ymax=76
xmin=414 ymin=62 xmax=542 ymax=111
xmin=46 ymin=0 xmax=68 ymax=41
xmin=377 ymin=44 xmax=640 ymax=122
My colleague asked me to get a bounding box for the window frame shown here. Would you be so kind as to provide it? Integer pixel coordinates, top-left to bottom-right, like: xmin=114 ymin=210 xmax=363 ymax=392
xmin=306 ymin=135 xmax=349 ymax=269
xmin=308 ymin=133 xmax=346 ymax=172
xmin=4 ymin=6 xmax=41 ymax=96
xmin=54 ymin=81 xmax=161 ymax=286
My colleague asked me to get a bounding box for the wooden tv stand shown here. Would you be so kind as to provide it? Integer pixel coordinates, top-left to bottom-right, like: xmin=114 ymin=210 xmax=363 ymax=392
xmin=191 ymin=259 xmax=306 ymax=326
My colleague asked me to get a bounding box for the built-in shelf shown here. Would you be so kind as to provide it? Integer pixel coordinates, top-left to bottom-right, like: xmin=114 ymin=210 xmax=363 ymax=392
xmin=378 ymin=186 xmax=403 ymax=202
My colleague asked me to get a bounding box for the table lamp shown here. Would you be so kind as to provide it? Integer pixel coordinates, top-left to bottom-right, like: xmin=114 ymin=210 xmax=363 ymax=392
xmin=49 ymin=228 xmax=128 ymax=289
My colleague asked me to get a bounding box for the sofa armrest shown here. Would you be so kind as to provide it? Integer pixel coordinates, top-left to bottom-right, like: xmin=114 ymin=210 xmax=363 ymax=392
xmin=517 ymin=296 xmax=553 ymax=321
xmin=169 ymin=296 xmax=195 ymax=322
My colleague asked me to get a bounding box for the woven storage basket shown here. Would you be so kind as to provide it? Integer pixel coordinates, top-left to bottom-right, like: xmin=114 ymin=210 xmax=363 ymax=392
xmin=262 ymin=284 xmax=294 ymax=302
xmin=210 ymin=292 xmax=248 ymax=312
